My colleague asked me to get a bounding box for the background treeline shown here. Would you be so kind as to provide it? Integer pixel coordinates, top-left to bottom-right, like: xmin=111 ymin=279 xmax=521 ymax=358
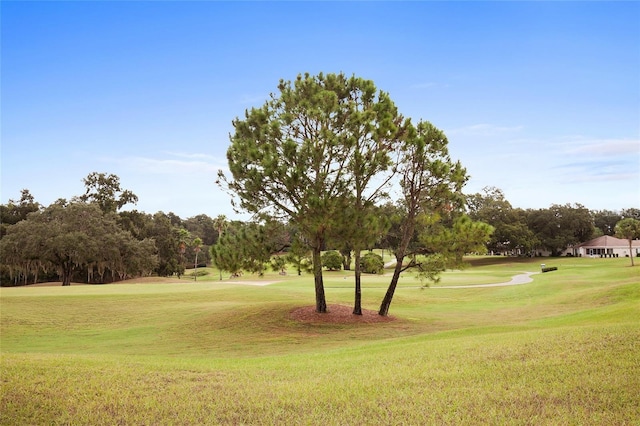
xmin=466 ymin=186 xmax=639 ymax=257
xmin=0 ymin=174 xmax=228 ymax=287
xmin=1 ymin=175 xmax=637 ymax=287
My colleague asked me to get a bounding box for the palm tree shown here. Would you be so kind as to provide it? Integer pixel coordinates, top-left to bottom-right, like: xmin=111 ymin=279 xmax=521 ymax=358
xmin=193 ymin=237 xmax=202 ymax=281
xmin=212 ymin=215 xmax=227 ymax=280
xmin=615 ymin=218 xmax=640 ymax=267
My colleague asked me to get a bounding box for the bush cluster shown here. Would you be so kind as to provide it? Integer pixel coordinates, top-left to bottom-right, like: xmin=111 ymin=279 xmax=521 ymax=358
xmin=360 ymin=252 xmax=384 ymax=274
xmin=321 ymin=250 xmax=342 ymax=271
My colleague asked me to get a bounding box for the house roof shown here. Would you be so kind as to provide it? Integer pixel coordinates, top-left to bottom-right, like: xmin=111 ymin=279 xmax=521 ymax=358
xmin=575 ymin=235 xmax=640 ymax=248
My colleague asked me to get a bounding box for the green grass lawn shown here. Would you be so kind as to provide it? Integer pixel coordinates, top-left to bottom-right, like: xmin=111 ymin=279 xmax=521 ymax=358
xmin=1 ymin=257 xmax=638 ymax=424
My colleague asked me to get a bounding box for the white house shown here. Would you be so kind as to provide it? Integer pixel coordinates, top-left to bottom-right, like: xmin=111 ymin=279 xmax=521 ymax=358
xmin=567 ymin=235 xmax=640 ymax=258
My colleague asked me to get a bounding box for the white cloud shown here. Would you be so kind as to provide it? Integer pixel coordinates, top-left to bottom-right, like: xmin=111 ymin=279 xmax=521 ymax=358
xmin=162 ymin=151 xmax=218 ymax=160
xmin=446 ymin=123 xmax=524 ymax=137
xmin=411 ymin=82 xmax=437 ymax=89
xmin=547 ymin=137 xmax=640 ymax=184
xmin=102 ymin=152 xmax=228 ymax=177
xmin=563 ymin=138 xmax=640 ymax=156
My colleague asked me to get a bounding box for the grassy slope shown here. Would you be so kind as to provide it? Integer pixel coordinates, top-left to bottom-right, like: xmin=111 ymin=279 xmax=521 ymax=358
xmin=1 ymin=257 xmax=638 ymax=425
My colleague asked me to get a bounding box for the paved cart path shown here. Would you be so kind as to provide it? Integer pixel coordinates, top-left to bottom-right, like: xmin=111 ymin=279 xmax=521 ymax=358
xmin=431 ymin=271 xmax=538 ymax=289
xmin=220 ymin=272 xmax=540 ymax=288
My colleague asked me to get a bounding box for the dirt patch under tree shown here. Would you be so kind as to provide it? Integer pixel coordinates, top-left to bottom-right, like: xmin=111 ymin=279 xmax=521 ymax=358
xmin=289 ymin=304 xmax=396 ymax=324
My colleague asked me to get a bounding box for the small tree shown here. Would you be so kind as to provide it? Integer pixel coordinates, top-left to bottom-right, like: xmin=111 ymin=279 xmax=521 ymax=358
xmin=421 ymin=215 xmax=494 ymax=266
xmin=192 ymin=237 xmax=202 ymax=281
xmin=285 ymin=236 xmax=311 ymax=276
xmin=270 ymin=255 xmax=287 ymax=275
xmin=360 ymin=252 xmax=384 ymax=274
xmin=210 ymin=230 xmax=243 ymax=278
xmin=321 ymin=250 xmax=343 ymax=271
xmin=212 ymin=215 xmax=227 ymax=280
xmin=615 ymin=218 xmax=640 ymax=266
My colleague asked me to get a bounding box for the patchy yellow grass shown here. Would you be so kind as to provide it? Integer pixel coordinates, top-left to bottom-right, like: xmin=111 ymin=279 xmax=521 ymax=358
xmin=1 ymin=257 xmax=638 ymax=424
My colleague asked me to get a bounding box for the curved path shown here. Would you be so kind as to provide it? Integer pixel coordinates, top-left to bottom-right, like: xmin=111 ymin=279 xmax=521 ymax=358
xmin=218 ymin=272 xmax=539 ymax=288
xmin=431 ymin=271 xmax=538 ymax=289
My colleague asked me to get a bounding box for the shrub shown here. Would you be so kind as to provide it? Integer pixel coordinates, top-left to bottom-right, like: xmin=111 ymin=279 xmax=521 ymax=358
xmin=321 ymin=250 xmax=342 ymax=271
xmin=360 ymin=252 xmax=384 ymax=274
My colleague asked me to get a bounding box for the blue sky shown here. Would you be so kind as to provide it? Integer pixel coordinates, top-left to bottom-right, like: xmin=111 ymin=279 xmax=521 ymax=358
xmin=2 ymin=1 xmax=639 ymax=219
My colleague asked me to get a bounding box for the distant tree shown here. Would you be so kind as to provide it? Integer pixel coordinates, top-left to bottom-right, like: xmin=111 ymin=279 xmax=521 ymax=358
xmin=467 ymin=187 xmax=534 ymax=255
xmin=177 ymin=228 xmax=191 ymax=278
xmin=239 ymin=223 xmax=274 ymax=276
xmin=210 ymin=221 xmax=286 ymax=278
xmin=421 ymin=214 xmax=494 ymax=265
xmin=270 ymin=255 xmax=288 ymax=275
xmin=0 ymin=203 xmax=156 ymax=286
xmin=151 ymin=212 xmax=184 ymax=277
xmin=621 ymin=208 xmax=640 ymax=220
xmin=499 ymin=210 xmax=538 ymax=255
xmin=527 ymin=204 xmax=594 ymax=256
xmin=166 ymin=212 xmax=183 ymax=227
xmin=0 ymin=189 xmax=41 ymax=238
xmin=614 ymin=218 xmax=640 ymax=266
xmin=321 ymin=250 xmax=343 ymax=271
xmin=117 ymin=210 xmax=154 ymax=240
xmin=285 ymin=235 xmax=312 ymax=276
xmin=78 ymin=172 xmax=138 ymax=213
xmin=593 ymin=210 xmax=623 ymax=236
xmin=184 ymin=214 xmax=218 ymax=245
xmin=210 ymin=228 xmax=244 ymax=278
xmin=192 ymin=237 xmax=203 ymax=280
xmin=339 ymin=246 xmax=353 ymax=271
xmin=360 ymin=252 xmax=384 ymax=274
xmin=212 ymin=215 xmax=228 ymax=279
xmin=467 ymin=187 xmax=510 ymax=221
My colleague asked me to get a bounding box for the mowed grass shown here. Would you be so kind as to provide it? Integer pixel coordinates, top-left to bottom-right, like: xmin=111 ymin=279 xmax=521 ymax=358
xmin=1 ymin=257 xmax=638 ymax=424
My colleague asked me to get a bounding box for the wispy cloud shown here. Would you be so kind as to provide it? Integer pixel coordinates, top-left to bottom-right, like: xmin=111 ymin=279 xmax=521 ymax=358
xmin=162 ymin=151 xmax=218 ymax=161
xmin=411 ymin=82 xmax=440 ymax=89
xmin=446 ymin=123 xmax=524 ymax=137
xmin=103 ymin=152 xmax=228 ymax=176
xmin=563 ymin=138 xmax=640 ymax=156
xmin=553 ymin=138 xmax=640 ymax=183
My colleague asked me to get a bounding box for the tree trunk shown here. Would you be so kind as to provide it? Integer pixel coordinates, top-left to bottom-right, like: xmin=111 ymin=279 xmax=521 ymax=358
xmin=311 ymin=245 xmax=327 ymax=313
xmin=378 ymin=254 xmax=404 ymax=316
xmin=353 ymin=248 xmax=362 ymax=315
xmin=629 ymin=240 xmax=635 ymax=267
xmin=61 ymin=262 xmax=72 ymax=286
xmin=341 ymin=250 xmax=352 ymax=271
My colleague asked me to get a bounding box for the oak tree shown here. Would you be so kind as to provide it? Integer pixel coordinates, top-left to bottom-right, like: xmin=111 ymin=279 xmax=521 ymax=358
xmin=79 ymin=172 xmax=138 ymax=213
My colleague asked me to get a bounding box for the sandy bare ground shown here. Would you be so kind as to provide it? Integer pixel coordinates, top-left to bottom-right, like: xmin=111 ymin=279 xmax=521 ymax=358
xmin=290 ymin=304 xmax=395 ymax=324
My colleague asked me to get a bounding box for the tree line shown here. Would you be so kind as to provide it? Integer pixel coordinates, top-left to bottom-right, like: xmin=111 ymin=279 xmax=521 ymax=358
xmin=2 ymin=182 xmax=636 ymax=287
xmin=467 ymin=186 xmax=640 ymax=257
xmin=0 ymin=175 xmax=228 ymax=287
